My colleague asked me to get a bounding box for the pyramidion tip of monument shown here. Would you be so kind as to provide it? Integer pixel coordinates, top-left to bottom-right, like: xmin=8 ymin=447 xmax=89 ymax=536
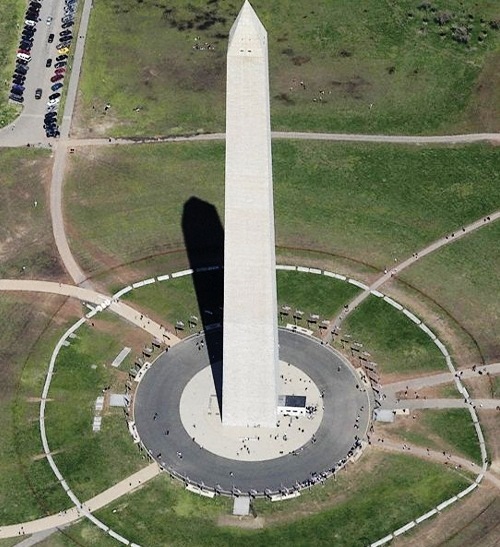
xmin=228 ymin=0 xmax=267 ymax=57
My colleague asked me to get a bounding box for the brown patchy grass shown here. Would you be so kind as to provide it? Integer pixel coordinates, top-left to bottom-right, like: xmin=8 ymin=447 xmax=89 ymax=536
xmin=477 ymin=410 xmax=500 ymax=480
xmin=0 ymin=292 xmax=74 ymax=523
xmin=463 ymin=375 xmax=500 ymax=399
xmin=393 ymin=485 xmax=499 ymax=547
xmin=0 ymin=149 xmax=66 ymax=281
xmin=461 ymin=51 xmax=500 ymax=133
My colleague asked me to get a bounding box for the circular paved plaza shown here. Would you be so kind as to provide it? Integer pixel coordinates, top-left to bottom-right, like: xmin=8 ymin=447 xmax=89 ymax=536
xmin=133 ymin=328 xmax=371 ymax=495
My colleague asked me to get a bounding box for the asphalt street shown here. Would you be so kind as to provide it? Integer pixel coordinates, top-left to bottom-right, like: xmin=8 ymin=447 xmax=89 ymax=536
xmin=134 ymin=328 xmax=371 ymax=494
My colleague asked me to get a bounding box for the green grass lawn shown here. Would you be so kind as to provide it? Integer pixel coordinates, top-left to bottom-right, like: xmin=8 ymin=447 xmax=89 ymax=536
xmin=382 ymin=409 xmax=481 ymax=463
xmin=401 ymin=221 xmax=500 ymax=363
xmin=277 ymin=270 xmax=360 ymax=319
xmin=75 ymin=0 xmax=500 ymax=137
xmin=0 ymin=148 xmax=64 ymax=280
xmin=123 ymin=270 xmax=360 ymax=332
xmin=0 ymin=0 xmax=24 ymax=128
xmin=0 ymin=294 xmax=75 ymax=525
xmin=342 ymin=295 xmax=446 ymax=375
xmin=421 ymin=409 xmax=482 ymax=464
xmin=44 ymin=316 xmax=148 ymax=501
xmin=65 ymin=141 xmax=500 ymax=279
xmin=50 ymin=452 xmax=470 ymax=547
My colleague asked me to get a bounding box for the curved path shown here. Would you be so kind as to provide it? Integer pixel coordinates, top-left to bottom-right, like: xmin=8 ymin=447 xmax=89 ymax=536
xmin=0 ymin=279 xmax=179 ymax=344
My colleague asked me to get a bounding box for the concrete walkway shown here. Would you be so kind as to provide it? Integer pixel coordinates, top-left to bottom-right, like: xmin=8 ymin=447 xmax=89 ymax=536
xmin=0 ymin=464 xmax=159 ymax=539
xmin=1 ymin=129 xmax=500 ymax=148
xmin=381 ymin=363 xmax=500 ymax=396
xmin=0 ymin=279 xmax=180 ymax=344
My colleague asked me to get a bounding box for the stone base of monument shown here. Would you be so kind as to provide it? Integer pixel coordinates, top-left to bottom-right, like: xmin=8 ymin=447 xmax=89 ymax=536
xmin=133 ymin=328 xmax=372 ymax=496
xmin=179 ymin=361 xmax=323 ymax=461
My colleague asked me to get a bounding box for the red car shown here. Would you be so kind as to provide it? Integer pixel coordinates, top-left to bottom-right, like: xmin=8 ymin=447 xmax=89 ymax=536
xmin=54 ymin=67 xmax=66 ymax=74
xmin=50 ymin=74 xmax=64 ymax=82
xmin=17 ymin=48 xmax=30 ymax=55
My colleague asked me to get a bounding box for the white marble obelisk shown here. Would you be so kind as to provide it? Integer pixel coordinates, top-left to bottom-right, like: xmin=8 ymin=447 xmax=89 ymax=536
xmin=222 ymin=1 xmax=278 ymax=428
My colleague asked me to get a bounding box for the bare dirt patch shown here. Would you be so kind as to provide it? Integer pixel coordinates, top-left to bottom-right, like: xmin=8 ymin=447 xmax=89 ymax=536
xmin=463 ymin=375 xmax=499 ymax=399
xmin=217 ymin=515 xmax=265 ymax=529
xmin=396 ymin=382 xmax=459 ymax=400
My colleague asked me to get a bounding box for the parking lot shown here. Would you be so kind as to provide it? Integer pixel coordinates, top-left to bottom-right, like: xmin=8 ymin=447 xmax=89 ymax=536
xmin=9 ymin=0 xmax=79 ymax=139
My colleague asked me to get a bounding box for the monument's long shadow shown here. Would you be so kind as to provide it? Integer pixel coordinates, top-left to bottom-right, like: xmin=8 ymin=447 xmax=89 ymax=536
xmin=182 ymin=197 xmax=224 ymax=414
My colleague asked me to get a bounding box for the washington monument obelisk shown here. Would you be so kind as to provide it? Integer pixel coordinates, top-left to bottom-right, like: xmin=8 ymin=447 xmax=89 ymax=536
xmin=222 ymin=1 xmax=278 ymax=428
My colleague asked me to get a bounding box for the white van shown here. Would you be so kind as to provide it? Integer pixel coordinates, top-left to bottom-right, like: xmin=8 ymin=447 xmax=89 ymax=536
xmin=17 ymin=52 xmax=31 ymax=62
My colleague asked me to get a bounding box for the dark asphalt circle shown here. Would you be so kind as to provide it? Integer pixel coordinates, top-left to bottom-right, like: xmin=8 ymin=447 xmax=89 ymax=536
xmin=133 ymin=328 xmax=371 ymax=495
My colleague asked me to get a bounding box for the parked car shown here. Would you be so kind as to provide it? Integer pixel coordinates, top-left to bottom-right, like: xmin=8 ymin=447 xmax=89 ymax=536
xmin=35 ymin=88 xmax=42 ymax=99
xmin=54 ymin=68 xmax=66 ymax=75
xmin=54 ymin=61 xmax=66 ymax=68
xmin=56 ymin=54 xmax=68 ymax=61
xmin=16 ymin=52 xmax=31 ymax=61
xmin=51 ymin=82 xmax=63 ymax=91
xmin=61 ymin=21 xmax=74 ymax=29
xmin=47 ymin=98 xmax=60 ymax=106
xmin=48 ymin=92 xmax=61 ymax=100
xmin=60 ymin=29 xmax=72 ymax=36
xmin=57 ymin=47 xmax=70 ymax=54
xmin=10 ymin=93 xmax=24 ymax=103
xmin=50 ymin=74 xmax=64 ymax=82
xmin=14 ymin=65 xmax=28 ymax=75
xmin=11 ymin=85 xmax=25 ymax=94
xmin=46 ymin=58 xmax=52 ymax=67
xmin=12 ymin=75 xmax=26 ymax=85
xmin=46 ymin=15 xmax=53 ymax=25
xmin=24 ymin=19 xmax=36 ymax=27
xmin=48 ymin=33 xmax=55 ymax=43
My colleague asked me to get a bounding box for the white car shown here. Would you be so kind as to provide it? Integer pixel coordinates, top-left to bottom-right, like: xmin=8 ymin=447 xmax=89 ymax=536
xmin=46 ymin=16 xmax=53 ymax=25
xmin=47 ymin=98 xmax=60 ymax=106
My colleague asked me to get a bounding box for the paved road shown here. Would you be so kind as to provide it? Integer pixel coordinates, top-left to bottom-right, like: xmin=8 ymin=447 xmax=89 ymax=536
xmin=134 ymin=329 xmax=370 ymax=494
xmin=330 ymin=211 xmax=500 ymax=332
